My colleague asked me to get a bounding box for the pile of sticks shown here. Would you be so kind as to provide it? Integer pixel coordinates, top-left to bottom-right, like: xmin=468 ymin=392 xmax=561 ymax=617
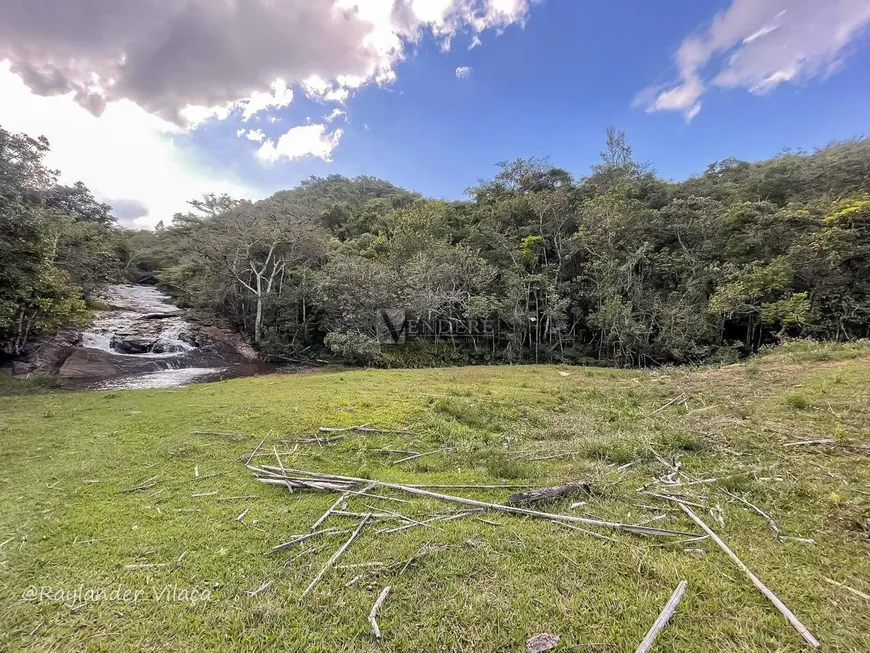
xmin=244 ymin=434 xmax=823 ymax=649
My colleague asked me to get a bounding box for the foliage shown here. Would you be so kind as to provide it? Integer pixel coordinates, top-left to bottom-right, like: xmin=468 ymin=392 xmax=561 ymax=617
xmin=151 ymin=134 xmax=870 ymax=365
xmin=0 ymin=127 xmax=122 ymax=356
xmin=6 ymin=123 xmax=870 ymax=366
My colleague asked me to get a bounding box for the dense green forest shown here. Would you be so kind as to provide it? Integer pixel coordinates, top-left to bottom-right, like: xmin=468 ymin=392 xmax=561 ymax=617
xmin=2 ymin=124 xmax=869 ymax=367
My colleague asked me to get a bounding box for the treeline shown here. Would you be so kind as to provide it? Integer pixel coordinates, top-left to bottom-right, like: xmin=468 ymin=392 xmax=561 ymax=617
xmin=133 ymin=129 xmax=870 ymax=366
xmin=3 ymin=124 xmax=869 ymax=367
xmin=0 ymin=128 xmax=123 ymax=356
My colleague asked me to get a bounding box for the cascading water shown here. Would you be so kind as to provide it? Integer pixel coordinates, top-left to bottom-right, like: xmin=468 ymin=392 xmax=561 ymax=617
xmin=77 ymin=285 xmax=227 ymax=389
xmin=82 ymin=285 xmax=194 ymax=357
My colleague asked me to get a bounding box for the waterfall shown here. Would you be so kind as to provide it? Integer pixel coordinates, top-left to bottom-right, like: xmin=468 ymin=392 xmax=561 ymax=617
xmin=78 ymin=285 xmax=228 ymax=389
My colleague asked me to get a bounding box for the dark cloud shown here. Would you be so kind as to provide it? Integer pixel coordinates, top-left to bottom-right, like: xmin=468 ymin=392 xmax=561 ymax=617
xmin=107 ymin=198 xmax=150 ymax=227
xmin=0 ymin=1 xmax=380 ymax=124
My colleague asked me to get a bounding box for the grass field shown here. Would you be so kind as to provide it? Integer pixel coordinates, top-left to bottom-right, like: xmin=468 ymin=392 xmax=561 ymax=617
xmin=1 ymin=341 xmax=869 ymax=652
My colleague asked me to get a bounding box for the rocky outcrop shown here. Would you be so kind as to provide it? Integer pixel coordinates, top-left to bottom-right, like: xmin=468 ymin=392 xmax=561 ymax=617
xmin=110 ymin=320 xmax=167 ymax=354
xmin=11 ymin=329 xmax=80 ymax=377
xmin=186 ymin=325 xmax=259 ymax=362
xmin=58 ymin=347 xmax=161 ymax=379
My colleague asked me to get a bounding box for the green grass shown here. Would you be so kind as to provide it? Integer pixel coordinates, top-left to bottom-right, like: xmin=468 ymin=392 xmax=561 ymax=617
xmin=1 ymin=344 xmax=869 ymax=652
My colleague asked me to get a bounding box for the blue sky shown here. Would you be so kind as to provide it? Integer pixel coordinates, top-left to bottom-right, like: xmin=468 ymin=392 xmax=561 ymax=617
xmin=195 ymin=0 xmax=870 ymax=200
xmin=2 ymin=0 xmax=869 ymax=226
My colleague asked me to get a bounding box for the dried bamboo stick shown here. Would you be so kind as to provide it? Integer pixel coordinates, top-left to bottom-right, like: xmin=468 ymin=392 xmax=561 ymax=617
xmin=245 ymin=580 xmax=273 ymax=596
xmin=823 ymin=577 xmax=870 ymax=600
xmin=634 ymin=580 xmax=687 ymax=653
xmin=718 ymin=487 xmax=779 ymax=536
xmin=265 ymin=528 xmax=349 ymax=555
xmin=310 ymin=493 xmax=350 ymax=532
xmin=644 ymin=492 xmax=707 ymax=509
xmin=319 ymin=425 xmax=412 ymax=434
xmin=679 ymin=504 xmax=819 ymax=648
xmin=245 ymin=433 xmax=269 ymax=464
xmin=782 ymin=439 xmax=836 ymax=447
xmin=368 ymin=585 xmax=393 ymax=640
xmin=649 ymin=395 xmax=684 ymax=416
xmin=376 ymin=510 xmax=475 ymax=535
xmin=299 ymin=515 xmax=371 ymax=599
xmin=392 ymin=450 xmax=441 ymax=465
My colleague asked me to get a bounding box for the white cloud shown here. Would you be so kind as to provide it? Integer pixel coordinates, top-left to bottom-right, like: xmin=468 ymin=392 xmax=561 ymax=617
xmin=244 ymin=129 xmax=266 ymax=143
xmin=638 ymin=0 xmax=870 ymax=120
xmin=0 ymin=0 xmax=539 ymax=230
xmin=455 ymin=66 xmax=473 ymax=79
xmin=324 ymin=108 xmax=347 ymax=123
xmin=1 ymin=0 xmax=537 ymax=121
xmin=0 ymin=62 xmax=255 ymax=229
xmin=241 ymin=79 xmax=294 ymax=121
xmin=257 ymin=124 xmax=343 ymax=163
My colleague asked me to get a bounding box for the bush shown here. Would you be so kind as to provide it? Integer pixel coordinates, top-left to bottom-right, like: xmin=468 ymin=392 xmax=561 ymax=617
xmin=323 ymin=332 xmax=382 ymax=365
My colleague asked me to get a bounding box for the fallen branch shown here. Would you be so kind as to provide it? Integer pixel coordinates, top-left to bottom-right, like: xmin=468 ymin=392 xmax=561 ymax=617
xmin=634 ymin=580 xmax=688 ymax=653
xmin=261 ymin=467 xmax=696 ymax=538
xmin=265 ymin=528 xmax=349 ymax=555
xmin=616 ymin=459 xmax=642 ymax=473
xmin=376 ymin=510 xmax=475 ymax=535
xmin=319 ymin=425 xmax=412 ymax=434
xmin=509 ymin=481 xmax=591 ymax=506
xmin=190 ymin=430 xmax=247 ymax=437
xmin=245 ymin=580 xmax=273 ymax=597
xmin=643 ymin=492 xmax=707 ymax=509
xmin=823 ymin=577 xmax=869 ymax=600
xmin=245 ymin=433 xmax=270 ymax=464
xmin=782 ymin=439 xmax=836 ymax=447
xmin=300 ymin=515 xmax=371 ymax=599
xmin=679 ymin=504 xmax=819 ymax=648
xmin=310 ymin=493 xmax=350 ymax=532
xmin=649 ymin=395 xmax=684 ymax=417
xmin=779 ymin=536 xmax=815 ymax=545
xmin=405 ymin=483 xmax=535 ymax=490
xmin=556 ymin=521 xmax=630 ymax=548
xmin=392 ymin=450 xmax=441 ymax=465
xmin=288 ymin=435 xmax=345 ymax=445
xmin=717 ymin=487 xmax=779 ymax=536
xmin=368 ymin=585 xmax=393 ymax=640
xmin=515 ymin=451 xmax=581 ymax=462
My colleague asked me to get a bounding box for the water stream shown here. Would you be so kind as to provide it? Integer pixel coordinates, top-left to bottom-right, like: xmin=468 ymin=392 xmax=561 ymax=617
xmin=82 ymin=285 xmax=196 ymax=357
xmin=70 ymin=285 xmax=235 ymax=390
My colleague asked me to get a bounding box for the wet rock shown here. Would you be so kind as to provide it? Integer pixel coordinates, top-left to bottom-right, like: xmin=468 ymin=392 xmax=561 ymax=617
xmin=188 ymin=325 xmax=259 ymax=362
xmin=58 ymin=348 xmax=159 ymax=379
xmin=110 ymin=320 xmax=168 ymax=354
xmin=12 ymin=329 xmax=80 ymax=377
xmin=111 ymin=337 xmax=155 ymax=354
xmin=141 ymin=311 xmax=184 ymax=320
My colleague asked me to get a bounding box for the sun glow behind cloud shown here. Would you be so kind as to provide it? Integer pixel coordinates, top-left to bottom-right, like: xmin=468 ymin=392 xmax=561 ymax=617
xmin=0 ymin=1 xmax=538 ymax=227
xmin=0 ymin=62 xmax=254 ymax=229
